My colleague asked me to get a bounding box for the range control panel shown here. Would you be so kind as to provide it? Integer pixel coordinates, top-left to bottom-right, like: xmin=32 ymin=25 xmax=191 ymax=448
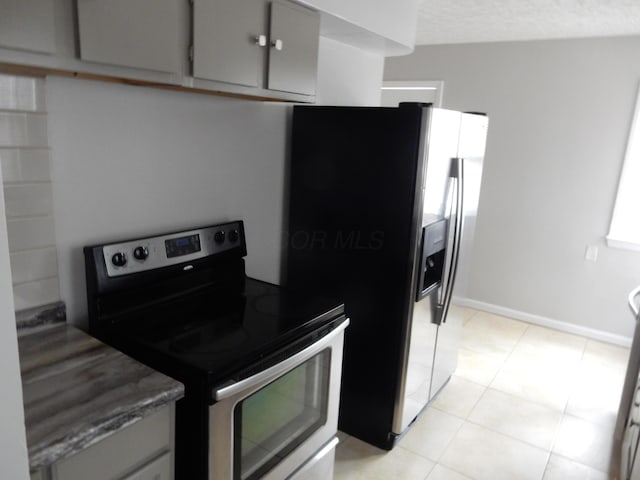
xmin=102 ymin=221 xmax=243 ymax=278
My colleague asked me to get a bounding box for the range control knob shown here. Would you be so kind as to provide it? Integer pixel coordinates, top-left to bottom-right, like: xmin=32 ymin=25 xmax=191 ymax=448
xmin=214 ymin=230 xmax=226 ymax=244
xmin=228 ymin=229 xmax=240 ymax=243
xmin=111 ymin=252 xmax=127 ymax=267
xmin=133 ymin=246 xmax=149 ymax=261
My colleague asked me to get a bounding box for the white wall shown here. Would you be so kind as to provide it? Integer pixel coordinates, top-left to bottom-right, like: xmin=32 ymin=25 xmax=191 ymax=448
xmin=316 ymin=37 xmax=384 ymax=105
xmin=301 ymin=0 xmax=418 ymax=51
xmin=48 ymin=37 xmax=384 ymax=327
xmin=385 ymin=36 xmax=640 ymax=339
xmin=47 ymin=78 xmax=288 ymax=326
xmin=0 ymin=163 xmax=30 ymax=480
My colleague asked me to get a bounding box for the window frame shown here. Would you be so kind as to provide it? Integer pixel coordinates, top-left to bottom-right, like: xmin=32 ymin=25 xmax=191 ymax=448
xmin=607 ymin=83 xmax=640 ymax=252
xmin=380 ymin=80 xmax=444 ymax=108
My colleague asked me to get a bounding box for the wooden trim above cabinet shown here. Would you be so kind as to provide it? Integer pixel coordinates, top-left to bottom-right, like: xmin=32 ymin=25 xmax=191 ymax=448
xmin=0 ymin=62 xmax=312 ymax=103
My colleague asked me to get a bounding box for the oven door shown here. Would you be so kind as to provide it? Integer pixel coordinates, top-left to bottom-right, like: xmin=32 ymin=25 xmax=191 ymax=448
xmin=209 ymin=318 xmax=348 ymax=480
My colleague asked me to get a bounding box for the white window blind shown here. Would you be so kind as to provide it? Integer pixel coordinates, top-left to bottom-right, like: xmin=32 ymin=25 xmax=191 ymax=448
xmin=607 ymin=84 xmax=640 ymax=251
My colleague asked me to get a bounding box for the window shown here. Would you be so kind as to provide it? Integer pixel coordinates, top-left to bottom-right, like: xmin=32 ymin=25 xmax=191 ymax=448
xmin=607 ymin=84 xmax=640 ymax=251
xmin=380 ymin=80 xmax=444 ymax=108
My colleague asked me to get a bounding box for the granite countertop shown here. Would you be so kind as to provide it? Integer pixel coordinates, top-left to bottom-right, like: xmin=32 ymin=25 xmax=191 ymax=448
xmin=19 ymin=322 xmax=184 ymax=470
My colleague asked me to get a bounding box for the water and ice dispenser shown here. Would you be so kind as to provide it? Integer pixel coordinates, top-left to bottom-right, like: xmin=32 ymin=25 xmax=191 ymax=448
xmin=417 ymin=219 xmax=447 ymax=301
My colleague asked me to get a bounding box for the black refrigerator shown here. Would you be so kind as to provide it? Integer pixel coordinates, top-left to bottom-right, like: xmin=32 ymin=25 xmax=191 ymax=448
xmin=285 ymin=103 xmax=489 ymax=449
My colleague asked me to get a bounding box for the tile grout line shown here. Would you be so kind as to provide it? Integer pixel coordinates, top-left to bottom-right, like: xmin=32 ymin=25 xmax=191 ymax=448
xmin=476 ymin=317 xmax=560 ymax=479
xmin=542 ymin=337 xmax=615 ymax=478
xmin=11 ymin=275 xmax=60 ymax=288
xmin=518 ymin=320 xmax=570 ymax=479
xmin=482 ymin=316 xmax=532 ymax=390
xmin=433 ymin=316 xmax=541 ymax=480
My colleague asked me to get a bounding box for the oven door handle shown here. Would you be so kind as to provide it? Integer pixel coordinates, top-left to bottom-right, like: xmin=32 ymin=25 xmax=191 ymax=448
xmin=213 ymin=318 xmax=350 ymax=402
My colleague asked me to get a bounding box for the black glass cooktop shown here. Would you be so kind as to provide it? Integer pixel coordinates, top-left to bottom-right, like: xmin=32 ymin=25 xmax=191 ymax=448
xmin=106 ymin=277 xmax=345 ymax=386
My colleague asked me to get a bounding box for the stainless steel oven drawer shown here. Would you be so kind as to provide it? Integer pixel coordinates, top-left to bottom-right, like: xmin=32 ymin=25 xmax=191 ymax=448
xmin=287 ymin=437 xmax=338 ymax=480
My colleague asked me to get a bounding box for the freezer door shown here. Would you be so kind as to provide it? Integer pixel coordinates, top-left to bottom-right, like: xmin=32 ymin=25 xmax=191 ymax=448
xmin=397 ymin=290 xmax=439 ymax=431
xmin=429 ymin=307 xmax=463 ymax=400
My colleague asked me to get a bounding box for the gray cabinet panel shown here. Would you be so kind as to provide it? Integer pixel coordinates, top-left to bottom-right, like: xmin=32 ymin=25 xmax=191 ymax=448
xmin=77 ymin=0 xmax=183 ymax=73
xmin=0 ymin=0 xmax=56 ymax=54
xmin=29 ymin=470 xmax=44 ymax=480
xmin=192 ymin=0 xmax=318 ymax=98
xmin=123 ymin=452 xmax=171 ymax=480
xmin=267 ymin=1 xmax=320 ymax=96
xmin=53 ymin=406 xmax=172 ymax=480
xmin=193 ymin=0 xmax=267 ymax=88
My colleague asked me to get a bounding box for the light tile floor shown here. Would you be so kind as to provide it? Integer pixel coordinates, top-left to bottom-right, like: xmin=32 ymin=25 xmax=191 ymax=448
xmin=334 ymin=306 xmax=630 ymax=480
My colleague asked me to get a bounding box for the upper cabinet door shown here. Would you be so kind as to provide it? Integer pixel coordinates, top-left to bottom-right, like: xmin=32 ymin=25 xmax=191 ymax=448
xmin=267 ymin=1 xmax=320 ymax=96
xmin=77 ymin=0 xmax=183 ymax=73
xmin=0 ymin=0 xmax=56 ymax=54
xmin=193 ymin=0 xmax=267 ymax=88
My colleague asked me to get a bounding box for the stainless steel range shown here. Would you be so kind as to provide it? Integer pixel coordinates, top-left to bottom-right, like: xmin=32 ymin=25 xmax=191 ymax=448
xmin=84 ymin=220 xmax=348 ymax=480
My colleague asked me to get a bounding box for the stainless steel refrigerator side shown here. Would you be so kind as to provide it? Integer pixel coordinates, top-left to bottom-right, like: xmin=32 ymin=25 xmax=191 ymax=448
xmin=390 ymin=106 xmax=433 ymax=436
xmin=391 ymin=108 xmax=464 ymax=435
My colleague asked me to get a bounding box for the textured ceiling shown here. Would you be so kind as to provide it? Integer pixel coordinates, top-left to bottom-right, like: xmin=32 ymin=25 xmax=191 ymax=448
xmin=415 ymin=0 xmax=640 ymax=45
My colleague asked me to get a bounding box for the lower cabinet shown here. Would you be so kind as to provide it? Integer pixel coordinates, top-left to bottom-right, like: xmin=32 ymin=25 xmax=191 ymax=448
xmin=31 ymin=405 xmax=174 ymax=480
xmin=118 ymin=452 xmax=172 ymax=480
xmin=30 ymin=471 xmax=43 ymax=480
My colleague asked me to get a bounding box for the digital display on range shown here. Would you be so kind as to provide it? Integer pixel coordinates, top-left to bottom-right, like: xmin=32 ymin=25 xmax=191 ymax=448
xmin=165 ymin=234 xmax=201 ymax=258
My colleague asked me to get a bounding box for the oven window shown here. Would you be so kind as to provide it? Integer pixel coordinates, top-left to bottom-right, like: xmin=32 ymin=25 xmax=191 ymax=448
xmin=234 ymin=349 xmax=330 ymax=480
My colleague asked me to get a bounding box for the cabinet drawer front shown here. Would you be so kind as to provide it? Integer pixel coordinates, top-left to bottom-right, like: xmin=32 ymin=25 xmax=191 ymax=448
xmin=54 ymin=406 xmax=172 ymax=480
xmin=123 ymin=452 xmax=171 ymax=480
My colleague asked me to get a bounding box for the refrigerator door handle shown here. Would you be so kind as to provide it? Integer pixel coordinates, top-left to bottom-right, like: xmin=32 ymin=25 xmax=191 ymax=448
xmin=437 ymin=157 xmax=464 ymax=324
xmin=629 ymin=285 xmax=640 ymax=318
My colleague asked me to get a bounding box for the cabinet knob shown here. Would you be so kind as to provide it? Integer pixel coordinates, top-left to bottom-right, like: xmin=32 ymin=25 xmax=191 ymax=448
xmin=254 ymin=35 xmax=267 ymax=47
xmin=271 ymin=39 xmax=283 ymax=51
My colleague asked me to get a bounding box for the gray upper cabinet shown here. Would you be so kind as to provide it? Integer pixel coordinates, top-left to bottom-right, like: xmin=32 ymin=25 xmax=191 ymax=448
xmin=0 ymin=0 xmax=319 ymax=101
xmin=77 ymin=0 xmax=183 ymax=74
xmin=267 ymin=1 xmax=320 ymax=96
xmin=193 ymin=0 xmax=320 ymax=97
xmin=0 ymin=0 xmax=56 ymax=54
xmin=193 ymin=0 xmax=266 ymax=88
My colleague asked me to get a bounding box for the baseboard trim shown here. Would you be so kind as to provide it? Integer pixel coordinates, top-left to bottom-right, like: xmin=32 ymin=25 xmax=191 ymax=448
xmin=453 ymin=296 xmax=632 ymax=348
